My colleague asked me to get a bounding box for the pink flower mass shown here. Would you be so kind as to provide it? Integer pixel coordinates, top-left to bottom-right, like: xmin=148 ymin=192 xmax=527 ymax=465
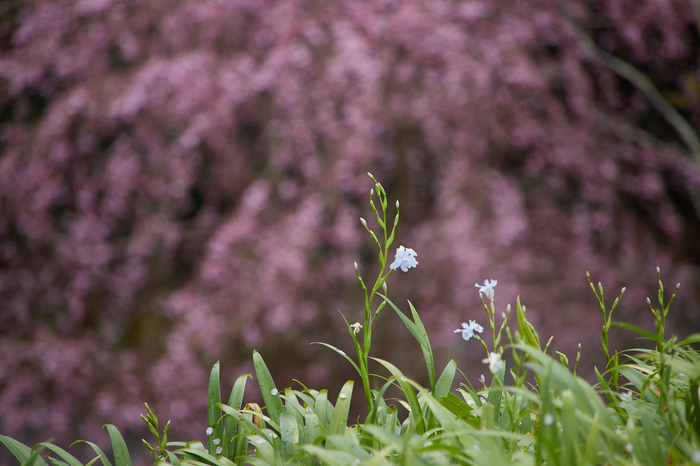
xmin=0 ymin=0 xmax=699 ymax=460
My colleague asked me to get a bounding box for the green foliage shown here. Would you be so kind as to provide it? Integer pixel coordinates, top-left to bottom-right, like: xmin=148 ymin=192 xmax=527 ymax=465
xmin=3 ymin=176 xmax=700 ymax=465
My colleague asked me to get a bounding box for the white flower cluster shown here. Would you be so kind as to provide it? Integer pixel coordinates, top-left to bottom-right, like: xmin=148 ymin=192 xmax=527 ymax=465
xmin=454 ymin=320 xmax=484 ymax=341
xmin=390 ymin=246 xmax=418 ymax=272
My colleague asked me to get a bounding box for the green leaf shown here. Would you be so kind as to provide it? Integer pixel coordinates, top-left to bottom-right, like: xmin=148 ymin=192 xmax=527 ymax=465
xmin=226 ymin=373 xmax=251 ymax=459
xmin=329 ymin=380 xmax=354 ymax=436
xmin=71 ymin=440 xmax=112 ymax=466
xmin=36 ymin=443 xmax=84 ymax=466
xmin=301 ymin=445 xmax=357 ymax=466
xmin=207 ymin=361 xmax=223 ymax=455
xmin=371 ymin=358 xmax=426 ymax=434
xmin=0 ymin=434 xmax=42 ymax=464
xmin=311 ymin=342 xmax=361 ymax=376
xmin=677 ymin=333 xmax=700 ymax=346
xmin=247 ymin=434 xmax=276 ymax=463
xmin=314 ymin=390 xmax=333 ymax=431
xmin=378 ymin=294 xmax=436 ymax=391
xmin=104 ymin=424 xmax=131 ymax=466
xmin=279 ymin=413 xmax=300 ymax=458
xmin=434 ymin=360 xmax=457 ymax=401
xmin=253 ymin=351 xmax=285 ymax=424
xmin=612 ymin=322 xmax=656 ymax=341
xmin=302 ymin=413 xmax=321 ymax=445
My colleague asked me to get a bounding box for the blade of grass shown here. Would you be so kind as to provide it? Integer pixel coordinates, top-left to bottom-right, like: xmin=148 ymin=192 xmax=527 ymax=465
xmin=329 ymin=380 xmax=354 ymax=436
xmin=225 ymin=373 xmax=251 ymax=459
xmin=378 ymin=294 xmax=436 ymax=391
xmin=208 ymin=361 xmax=223 ymax=455
xmin=72 ymin=440 xmax=112 ymax=466
xmin=104 ymin=424 xmax=131 ymax=466
xmin=253 ymin=351 xmax=285 ymax=424
xmin=371 ymin=357 xmax=427 ymax=434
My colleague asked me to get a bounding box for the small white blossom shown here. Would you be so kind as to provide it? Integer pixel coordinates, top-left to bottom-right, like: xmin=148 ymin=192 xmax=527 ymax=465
xmin=271 ymin=388 xmax=279 ymax=396
xmin=479 ymin=374 xmax=485 ymax=384
xmin=691 ymin=451 xmax=700 ymax=463
xmin=454 ymin=320 xmax=484 ymax=341
xmin=482 ymin=352 xmax=504 ymax=374
xmin=216 ymin=446 xmax=223 ymax=455
xmin=213 ymin=438 xmax=221 ymax=445
xmin=543 ymin=413 xmax=554 ymax=425
xmin=390 ymin=246 xmax=418 ymax=272
xmin=350 ymin=322 xmax=363 ymax=334
xmin=621 ymin=391 xmax=632 ymax=402
xmin=255 ymin=438 xmax=266 ymax=445
xmin=206 ymin=427 xmax=214 ymax=436
xmin=625 ymin=443 xmax=633 ymax=452
xmin=475 ymin=279 xmax=497 ymax=300
xmin=339 ymin=393 xmax=347 ymax=399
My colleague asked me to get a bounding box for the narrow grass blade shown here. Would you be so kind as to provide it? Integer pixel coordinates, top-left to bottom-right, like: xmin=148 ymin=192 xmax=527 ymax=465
xmin=282 ymin=388 xmax=306 ymax=429
xmin=314 ymin=390 xmax=333 ymax=432
xmin=329 ymin=380 xmax=354 ymax=436
xmin=253 ymin=351 xmax=285 ymax=424
xmin=36 ymin=443 xmax=84 ymax=466
xmin=378 ymin=294 xmax=436 ymax=391
xmin=0 ymin=435 xmax=41 ymax=464
xmin=72 ymin=440 xmax=112 ymax=466
xmin=104 ymin=424 xmax=131 ymax=466
xmin=371 ymin=357 xmax=426 ymax=434
xmin=279 ymin=412 xmax=300 ymax=458
xmin=611 ymin=322 xmax=656 ymax=341
xmin=301 ymin=445 xmax=356 ymax=466
xmin=312 ymin=342 xmax=361 ymax=375
xmin=435 ymin=359 xmax=457 ymax=400
xmin=303 ymin=413 xmax=321 ymax=445
xmin=225 ymin=373 xmax=251 ymax=459
xmin=208 ymin=361 xmax=223 ymax=455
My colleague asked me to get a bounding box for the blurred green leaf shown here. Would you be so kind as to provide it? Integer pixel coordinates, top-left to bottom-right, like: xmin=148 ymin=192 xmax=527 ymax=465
xmin=104 ymin=425 xmax=131 ymax=466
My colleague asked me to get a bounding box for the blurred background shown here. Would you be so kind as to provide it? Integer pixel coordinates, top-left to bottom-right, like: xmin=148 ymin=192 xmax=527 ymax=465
xmin=2 ymin=0 xmax=700 ymax=461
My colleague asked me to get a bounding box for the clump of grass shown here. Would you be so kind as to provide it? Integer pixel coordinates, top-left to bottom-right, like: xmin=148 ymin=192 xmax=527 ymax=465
xmin=2 ymin=174 xmax=700 ymax=465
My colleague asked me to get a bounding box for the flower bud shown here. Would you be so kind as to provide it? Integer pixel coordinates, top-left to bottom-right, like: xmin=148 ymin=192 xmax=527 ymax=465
xmin=360 ymin=217 xmax=367 ymax=227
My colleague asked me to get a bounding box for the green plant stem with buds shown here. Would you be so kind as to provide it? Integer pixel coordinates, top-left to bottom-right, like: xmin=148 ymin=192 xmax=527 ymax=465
xmin=351 ymin=173 xmax=400 ymax=414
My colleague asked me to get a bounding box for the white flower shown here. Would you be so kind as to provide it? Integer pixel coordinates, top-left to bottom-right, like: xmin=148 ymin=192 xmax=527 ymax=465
xmin=206 ymin=427 xmax=214 ymax=436
xmin=271 ymin=388 xmax=278 ymax=396
xmin=625 ymin=443 xmax=633 ymax=452
xmin=620 ymin=391 xmax=632 ymax=401
xmin=475 ymin=279 xmax=497 ymax=300
xmin=482 ymin=352 xmax=504 ymax=373
xmin=543 ymin=413 xmax=554 ymax=425
xmin=213 ymin=438 xmax=221 ymax=445
xmin=390 ymin=246 xmax=418 ymax=272
xmin=454 ymin=320 xmax=484 ymax=341
xmin=216 ymin=446 xmax=223 ymax=455
xmin=350 ymin=322 xmax=363 ymax=334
